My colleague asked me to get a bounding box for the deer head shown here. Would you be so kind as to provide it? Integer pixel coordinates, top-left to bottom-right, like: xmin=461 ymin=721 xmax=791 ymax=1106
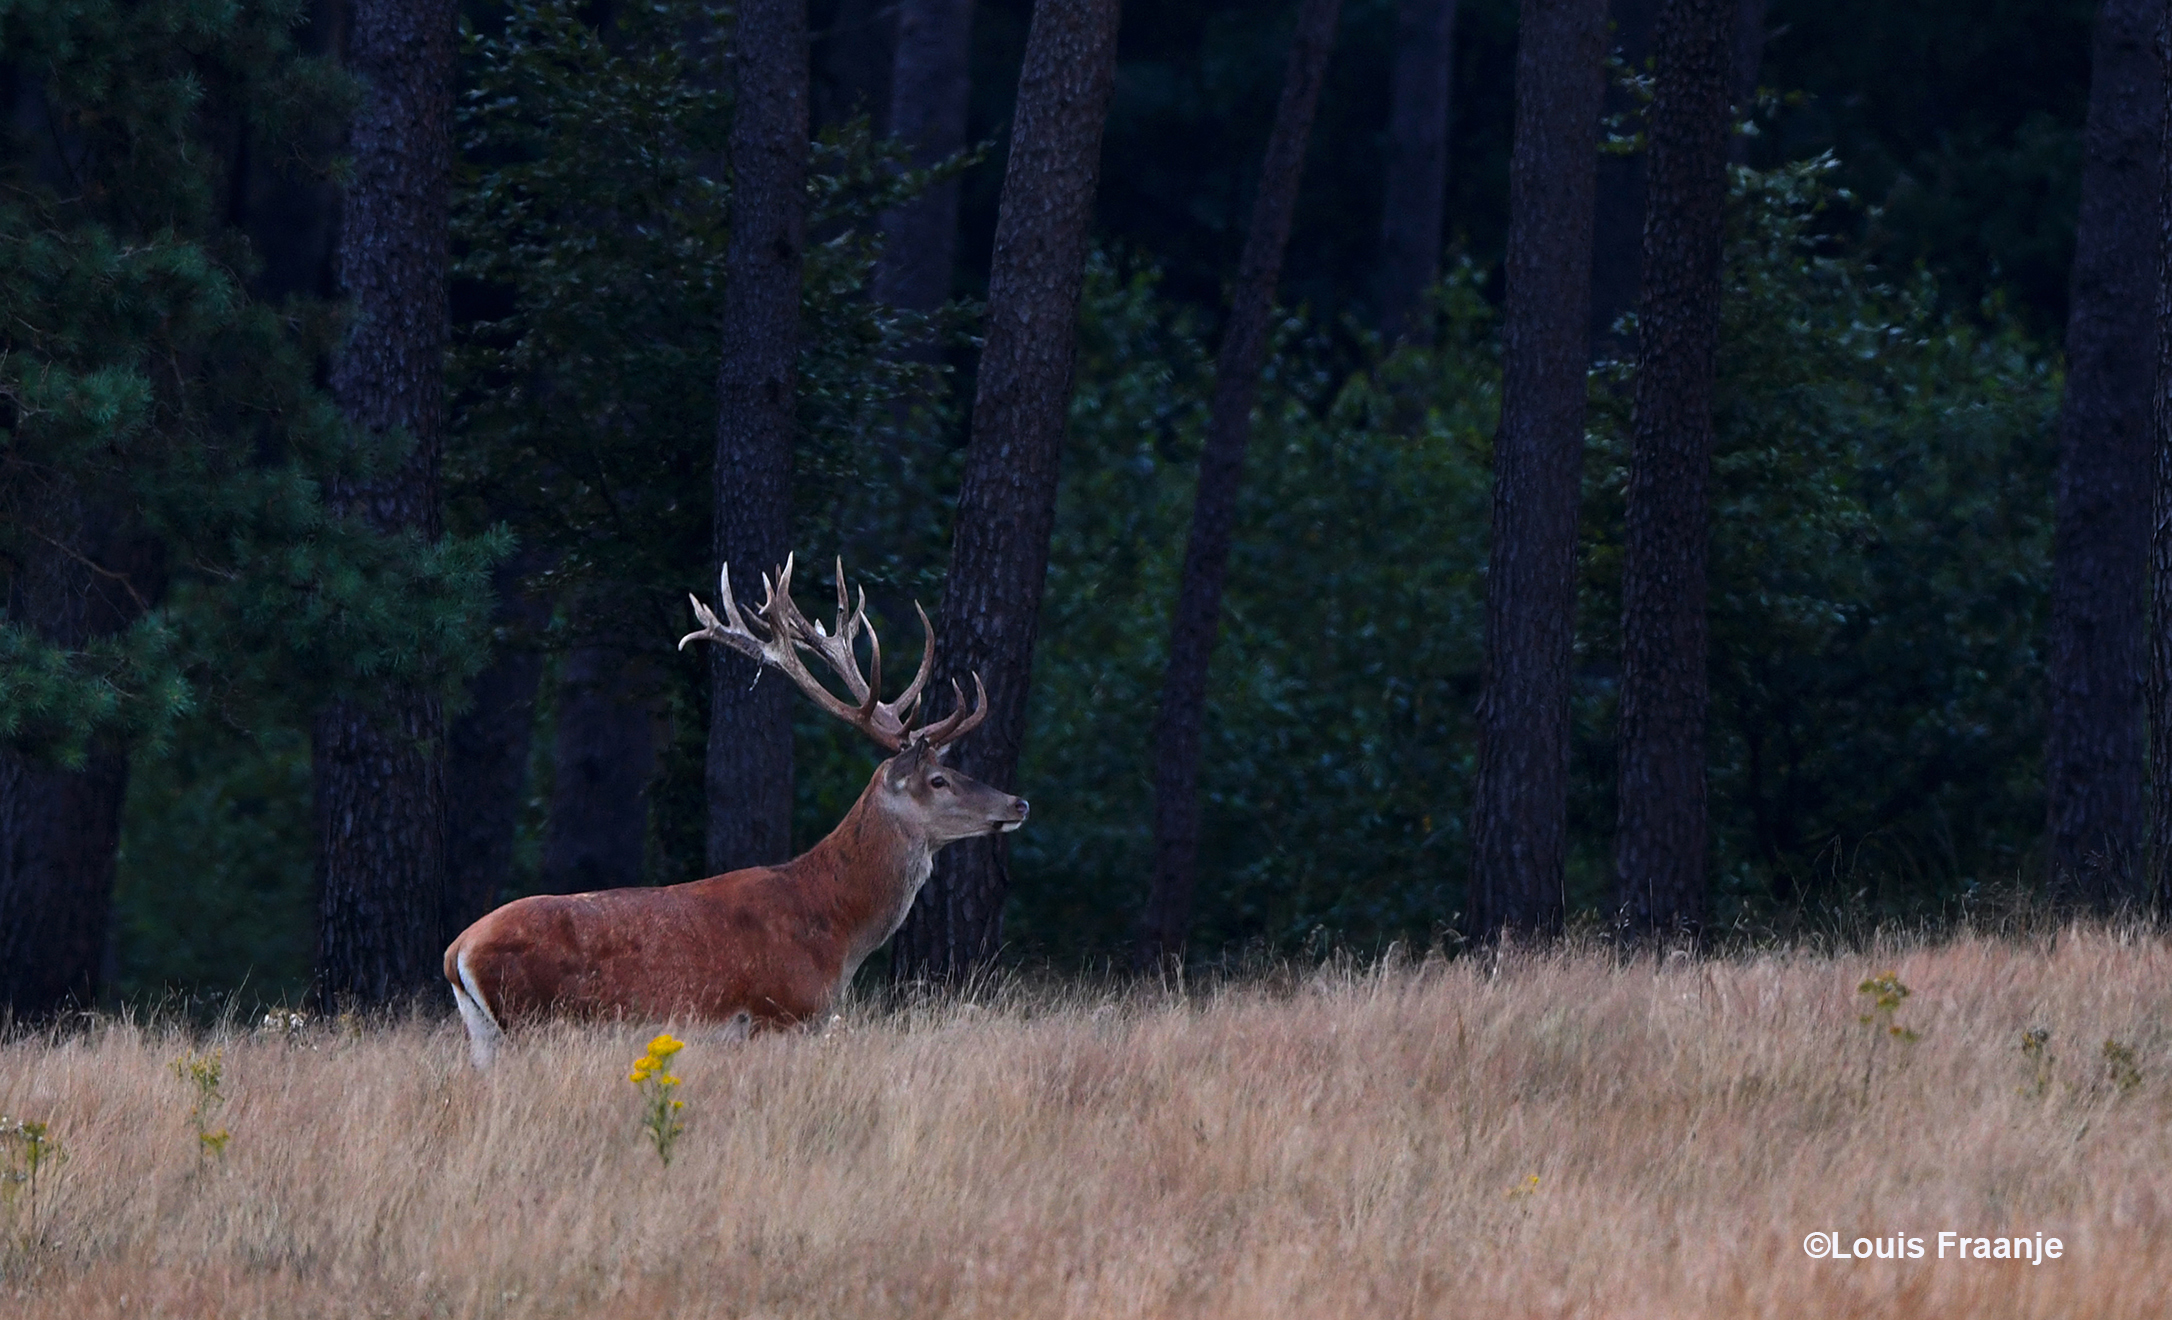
xmin=871 ymin=738 xmax=1029 ymax=844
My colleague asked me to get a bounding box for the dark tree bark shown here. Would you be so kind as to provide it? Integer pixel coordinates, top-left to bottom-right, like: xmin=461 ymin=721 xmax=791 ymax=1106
xmin=1465 ymin=0 xmax=1608 ymax=941
xmin=231 ymin=0 xmax=345 ymax=302
xmin=0 ymin=518 xmax=152 ymax=1016
xmin=1136 ymin=0 xmax=1342 ymax=967
xmin=1612 ymin=0 xmax=1730 ymax=936
xmin=2148 ymin=0 xmax=2172 ymax=916
xmin=0 ymin=748 xmax=128 ymax=1015
xmin=441 ymin=555 xmax=551 ymax=940
xmin=875 ymin=0 xmax=975 ymax=319
xmin=315 ymin=698 xmax=447 ymax=1006
xmin=234 ymin=148 xmax=339 ymax=303
xmin=312 ymin=0 xmax=456 ymax=1008
xmin=2046 ymin=0 xmax=2163 ymax=912
xmin=811 ymin=0 xmax=894 ymax=132
xmin=542 ymin=636 xmax=663 ymax=895
xmin=1588 ymin=0 xmax=1654 ymax=358
xmin=889 ymin=0 xmax=1122 ymax=984
xmin=708 ymin=0 xmax=808 ymax=875
xmin=1729 ymin=0 xmax=1765 ymax=145
xmin=1375 ymin=0 xmax=1456 ymax=345
xmin=0 ymin=58 xmax=157 ymax=1007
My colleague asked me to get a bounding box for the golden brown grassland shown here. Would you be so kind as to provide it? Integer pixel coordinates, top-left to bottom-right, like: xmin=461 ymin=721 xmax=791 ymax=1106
xmin=3 ymin=928 xmax=2171 ymax=1318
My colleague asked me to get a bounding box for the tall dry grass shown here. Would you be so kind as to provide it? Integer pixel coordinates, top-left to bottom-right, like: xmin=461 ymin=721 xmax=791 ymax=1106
xmin=3 ymin=928 xmax=2171 ymax=1318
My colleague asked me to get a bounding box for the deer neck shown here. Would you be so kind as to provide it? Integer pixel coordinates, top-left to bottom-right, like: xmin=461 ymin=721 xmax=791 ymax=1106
xmin=785 ymin=780 xmax=933 ymax=976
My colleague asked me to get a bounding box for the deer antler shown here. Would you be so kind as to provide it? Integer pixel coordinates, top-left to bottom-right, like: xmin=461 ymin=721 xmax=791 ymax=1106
xmin=911 ymin=675 xmax=989 ymax=749
xmin=679 ymin=555 xmax=981 ymax=753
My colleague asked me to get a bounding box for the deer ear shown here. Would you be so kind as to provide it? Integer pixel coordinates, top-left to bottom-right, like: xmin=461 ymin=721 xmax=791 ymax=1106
xmin=887 ymin=741 xmax=929 ymax=786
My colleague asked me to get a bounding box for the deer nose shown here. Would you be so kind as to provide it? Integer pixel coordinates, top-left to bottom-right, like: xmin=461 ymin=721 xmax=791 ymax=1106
xmin=1012 ymin=797 xmax=1030 ymax=819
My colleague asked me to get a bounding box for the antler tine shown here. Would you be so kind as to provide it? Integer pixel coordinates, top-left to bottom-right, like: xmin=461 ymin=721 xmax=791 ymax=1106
xmin=759 ymin=556 xmax=799 ymax=631
xmin=676 ymin=563 xmax=770 ymax=660
xmin=676 ymin=593 xmax=734 ymax=655
xmin=823 ymin=563 xmax=878 ymax=688
xmin=860 ymin=613 xmax=884 ymax=720
xmin=767 ymin=559 xmax=878 ymax=707
xmin=764 ymin=555 xmax=826 ymax=649
xmin=888 ymin=602 xmax=938 ymax=716
xmin=843 ymin=585 xmax=872 ymax=661
xmin=950 ymin=672 xmax=990 ymax=742
xmin=759 ymin=552 xmax=794 ymax=620
xmin=716 ymin=563 xmax=760 ymax=636
xmin=913 ymin=672 xmax=989 ymax=749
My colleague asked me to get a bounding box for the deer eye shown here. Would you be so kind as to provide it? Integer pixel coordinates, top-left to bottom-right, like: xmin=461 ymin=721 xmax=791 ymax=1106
xmin=928 ymin=775 xmax=948 ymax=789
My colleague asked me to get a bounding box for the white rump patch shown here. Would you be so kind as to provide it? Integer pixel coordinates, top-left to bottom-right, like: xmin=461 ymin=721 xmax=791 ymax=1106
xmin=453 ymin=950 xmax=506 ymax=1069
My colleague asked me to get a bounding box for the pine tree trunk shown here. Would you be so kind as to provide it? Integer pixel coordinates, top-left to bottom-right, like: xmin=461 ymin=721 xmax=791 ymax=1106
xmin=1466 ymin=0 xmax=1609 ymax=940
xmin=1136 ymin=0 xmax=1342 ymax=968
xmin=2147 ymin=0 xmax=2172 ymax=916
xmin=0 ymin=745 xmax=128 ymax=1015
xmin=1588 ymin=0 xmax=1653 ymax=358
xmin=875 ymin=0 xmax=975 ymax=318
xmin=313 ymin=0 xmax=456 ymax=1008
xmin=542 ymin=636 xmax=662 ymax=895
xmin=1728 ymin=0 xmax=1765 ymax=166
xmin=812 ymin=0 xmax=894 ymax=132
xmin=2046 ymin=0 xmax=2162 ymax=912
xmin=315 ymin=697 xmax=447 ymax=1005
xmin=442 ymin=555 xmax=550 ymax=940
xmin=231 ymin=0 xmax=343 ymax=301
xmin=708 ymin=0 xmax=808 ymax=875
xmin=0 ymin=516 xmax=143 ymax=1015
xmin=889 ymin=0 xmax=1123 ymax=985
xmin=1612 ymin=0 xmax=1730 ymax=936
xmin=1375 ymin=0 xmax=1455 ymax=345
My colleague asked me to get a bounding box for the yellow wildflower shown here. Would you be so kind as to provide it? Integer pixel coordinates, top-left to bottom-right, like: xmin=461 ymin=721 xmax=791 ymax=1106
xmin=628 ymin=1036 xmax=689 ymax=1166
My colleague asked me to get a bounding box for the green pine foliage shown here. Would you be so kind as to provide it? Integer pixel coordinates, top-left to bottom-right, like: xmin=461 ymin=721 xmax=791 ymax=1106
xmin=1698 ymin=157 xmax=2055 ymax=918
xmin=449 ymin=0 xmax=977 ymax=889
xmin=1582 ymin=157 xmax=2057 ymax=922
xmin=108 ymin=0 xmax=983 ymax=999
xmin=450 ymin=0 xmax=739 ymax=601
xmin=1004 ymin=159 xmax=2058 ymax=962
xmin=3 ymin=0 xmax=489 ymax=1005
xmin=1009 ymin=256 xmax=1496 ymax=958
xmin=2 ymin=0 xmax=499 ymax=772
xmin=451 ymin=0 xmax=973 ymax=600
xmin=110 ymin=722 xmax=316 ymax=1004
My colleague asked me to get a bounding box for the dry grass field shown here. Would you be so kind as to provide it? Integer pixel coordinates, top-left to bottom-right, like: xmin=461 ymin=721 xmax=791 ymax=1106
xmin=4 ymin=928 xmax=2171 ymax=1318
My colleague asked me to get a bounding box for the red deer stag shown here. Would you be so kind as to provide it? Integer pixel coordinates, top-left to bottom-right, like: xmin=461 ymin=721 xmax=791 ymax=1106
xmin=444 ymin=556 xmax=1028 ymax=1066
